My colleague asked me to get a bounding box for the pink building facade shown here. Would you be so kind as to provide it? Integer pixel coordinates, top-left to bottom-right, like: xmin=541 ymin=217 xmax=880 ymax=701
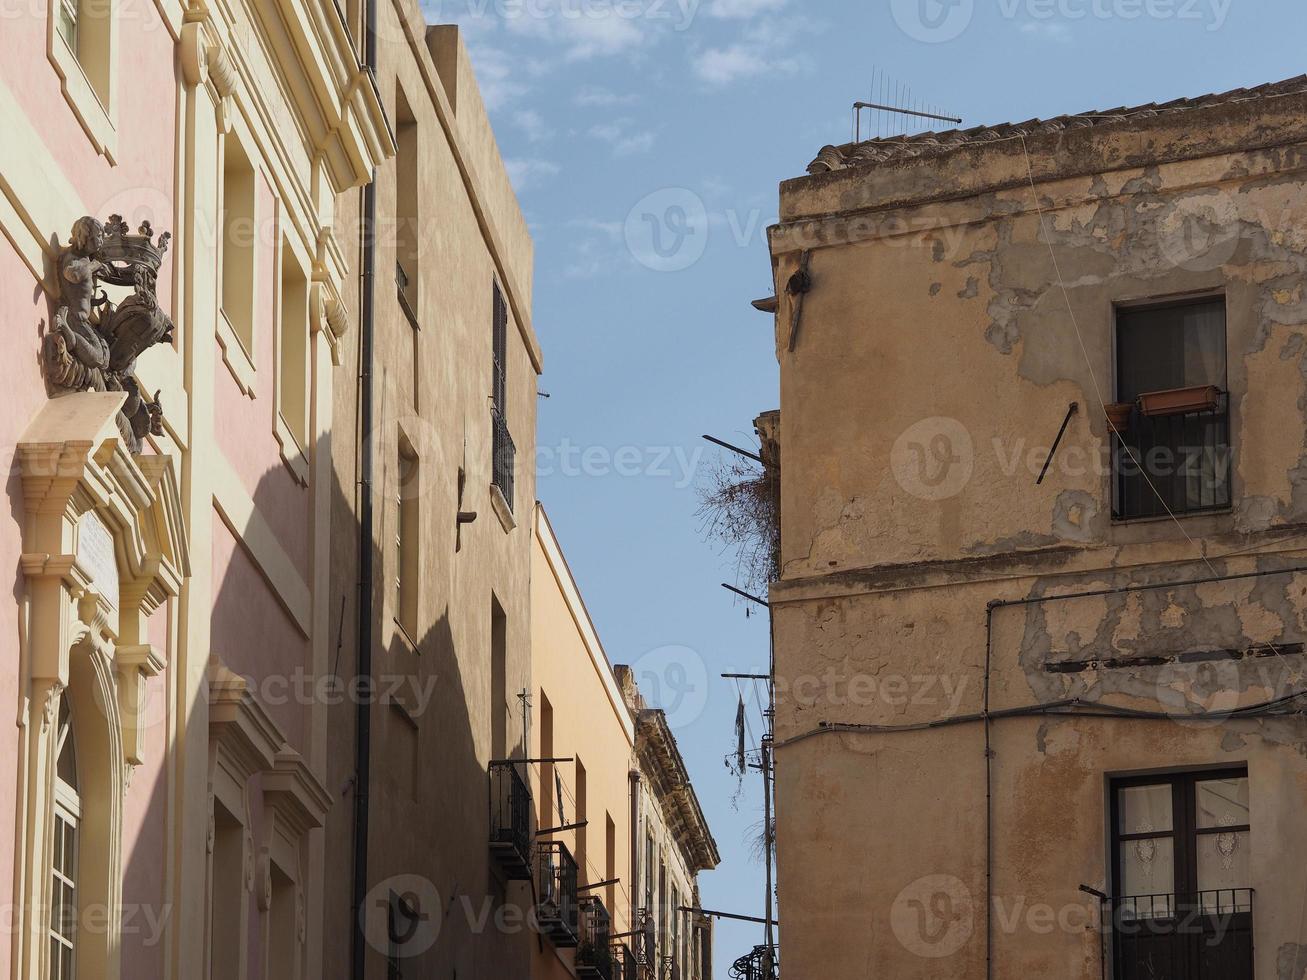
xmin=0 ymin=1 xmax=387 ymax=978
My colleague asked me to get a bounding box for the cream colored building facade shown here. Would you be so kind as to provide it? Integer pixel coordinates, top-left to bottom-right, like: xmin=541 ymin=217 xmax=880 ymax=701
xmin=764 ymin=78 xmax=1307 ymax=980
xmin=0 ymin=4 xmax=387 ymax=980
xmin=532 ymin=506 xmax=719 ymax=980
xmin=316 ymin=1 xmax=545 ymax=975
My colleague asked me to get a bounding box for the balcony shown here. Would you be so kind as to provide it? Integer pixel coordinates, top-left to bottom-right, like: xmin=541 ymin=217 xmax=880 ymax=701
xmin=729 ymin=945 xmax=777 ymax=980
xmin=1112 ymin=390 xmax=1231 ymax=521
xmin=536 ymin=841 xmax=579 ymax=947
xmin=609 ymin=940 xmax=636 ymax=980
xmin=1112 ymin=889 xmax=1253 ymax=980
xmin=576 ymin=895 xmax=614 ymax=980
xmin=491 ymin=408 xmax=516 ymax=512
xmin=488 ymin=762 xmax=532 ymax=880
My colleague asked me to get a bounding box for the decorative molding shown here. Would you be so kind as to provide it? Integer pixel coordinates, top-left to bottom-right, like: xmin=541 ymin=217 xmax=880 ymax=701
xmin=207 ymin=659 xmax=283 ymax=785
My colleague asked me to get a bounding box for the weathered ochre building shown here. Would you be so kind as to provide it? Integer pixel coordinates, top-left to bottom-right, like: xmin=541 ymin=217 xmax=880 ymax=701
xmin=764 ymin=77 xmax=1307 ymax=979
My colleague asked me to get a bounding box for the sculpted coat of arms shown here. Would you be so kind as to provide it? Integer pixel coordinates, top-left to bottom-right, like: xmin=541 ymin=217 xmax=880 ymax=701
xmin=42 ymin=214 xmax=174 ymax=454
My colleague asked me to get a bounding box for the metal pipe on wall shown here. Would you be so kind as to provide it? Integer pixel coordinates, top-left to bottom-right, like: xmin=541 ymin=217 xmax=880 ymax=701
xmin=349 ymin=0 xmax=379 ymax=974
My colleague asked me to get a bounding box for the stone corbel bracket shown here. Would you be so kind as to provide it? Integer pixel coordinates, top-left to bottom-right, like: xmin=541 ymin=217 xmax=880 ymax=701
xmin=180 ymin=13 xmax=238 ymax=131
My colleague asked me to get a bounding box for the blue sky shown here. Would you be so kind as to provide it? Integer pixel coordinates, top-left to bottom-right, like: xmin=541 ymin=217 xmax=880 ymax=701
xmin=425 ymin=0 xmax=1306 ymax=972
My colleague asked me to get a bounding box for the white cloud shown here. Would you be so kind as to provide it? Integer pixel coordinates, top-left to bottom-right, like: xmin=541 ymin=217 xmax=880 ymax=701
xmin=465 ymin=44 xmax=529 ymax=109
xmin=505 ymin=158 xmax=562 ymax=191
xmin=707 ymin=0 xmax=786 ymax=18
xmin=573 ymin=86 xmax=638 ymax=107
xmin=589 ymin=120 xmax=656 ymax=156
xmin=693 ymin=19 xmax=802 ymax=85
xmin=515 ymin=109 xmax=551 ymax=142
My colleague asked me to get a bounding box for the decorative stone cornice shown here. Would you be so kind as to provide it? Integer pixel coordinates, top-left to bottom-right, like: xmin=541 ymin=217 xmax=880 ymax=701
xmin=208 ymin=660 xmax=282 ymax=784
xmin=263 ymin=748 xmax=332 ymax=838
xmin=636 ymin=709 xmax=721 ymax=874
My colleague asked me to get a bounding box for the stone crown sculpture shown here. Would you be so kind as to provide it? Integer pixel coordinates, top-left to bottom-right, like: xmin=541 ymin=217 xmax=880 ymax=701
xmin=42 ymin=214 xmax=175 ymax=454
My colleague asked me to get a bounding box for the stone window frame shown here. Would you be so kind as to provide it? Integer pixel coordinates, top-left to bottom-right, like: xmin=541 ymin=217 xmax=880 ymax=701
xmin=46 ymin=0 xmax=117 ymax=161
xmin=217 ymin=120 xmax=262 ymax=399
xmin=15 ymin=392 xmax=189 ymax=980
xmin=207 ymin=662 xmax=328 ymax=980
xmin=273 ymin=223 xmax=313 ymax=486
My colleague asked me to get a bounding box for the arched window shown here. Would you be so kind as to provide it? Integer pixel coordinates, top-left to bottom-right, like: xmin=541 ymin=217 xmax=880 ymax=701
xmin=50 ymin=698 xmax=80 ymax=980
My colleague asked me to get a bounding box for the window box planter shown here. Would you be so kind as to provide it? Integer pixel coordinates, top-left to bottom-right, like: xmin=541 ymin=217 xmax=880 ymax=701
xmin=1138 ymin=384 xmax=1223 ymax=418
xmin=1105 ymin=403 xmax=1134 ymax=434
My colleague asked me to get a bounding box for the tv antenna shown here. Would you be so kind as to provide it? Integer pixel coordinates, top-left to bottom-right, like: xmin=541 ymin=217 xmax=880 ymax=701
xmin=853 ymin=67 xmax=962 ymax=143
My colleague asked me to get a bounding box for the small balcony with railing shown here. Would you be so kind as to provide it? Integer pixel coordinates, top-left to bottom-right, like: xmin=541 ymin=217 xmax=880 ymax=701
xmin=1109 ymin=386 xmax=1232 ymax=521
xmin=729 ymin=944 xmax=778 ymax=980
xmin=576 ymin=895 xmax=614 ymax=980
xmin=491 ymin=407 xmax=516 ymax=512
xmin=536 ymin=840 xmax=579 ymax=947
xmin=608 ymin=939 xmax=636 ymax=980
xmin=488 ymin=762 xmax=532 ymax=880
xmin=1111 ymin=888 xmax=1253 ymax=980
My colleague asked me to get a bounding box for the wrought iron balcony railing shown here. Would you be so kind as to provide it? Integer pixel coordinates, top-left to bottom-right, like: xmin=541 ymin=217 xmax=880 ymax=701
xmin=1112 ymin=888 xmax=1253 ymax=980
xmin=609 ymin=940 xmax=636 ymax=980
xmin=535 ymin=841 xmax=579 ymax=947
xmin=576 ymin=895 xmax=614 ymax=980
xmin=729 ymin=945 xmax=778 ymax=980
xmin=492 ymin=408 xmax=516 ymax=512
xmin=488 ymin=762 xmax=532 ymax=880
xmin=1112 ymin=392 xmax=1231 ymax=520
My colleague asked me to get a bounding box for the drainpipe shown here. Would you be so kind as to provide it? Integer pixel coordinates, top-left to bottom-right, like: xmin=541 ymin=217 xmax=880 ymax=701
xmin=349 ymin=0 xmax=378 ymax=976
xmin=630 ymin=768 xmax=641 ymax=926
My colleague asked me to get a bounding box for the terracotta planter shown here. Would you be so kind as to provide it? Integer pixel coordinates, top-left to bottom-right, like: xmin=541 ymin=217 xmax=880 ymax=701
xmin=1138 ymin=385 xmax=1223 ymax=418
xmin=1105 ymin=403 xmax=1134 ymax=434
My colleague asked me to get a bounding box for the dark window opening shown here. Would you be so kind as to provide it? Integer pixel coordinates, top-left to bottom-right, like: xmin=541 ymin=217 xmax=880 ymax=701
xmin=491 ymin=283 xmax=515 ymax=510
xmin=1112 ymin=297 xmax=1231 ymax=521
xmin=1110 ymin=769 xmax=1252 ymax=980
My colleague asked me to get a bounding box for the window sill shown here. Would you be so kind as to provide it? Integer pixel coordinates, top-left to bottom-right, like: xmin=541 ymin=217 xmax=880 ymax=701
xmin=47 ymin=29 xmax=116 ymax=163
xmin=273 ymin=413 xmax=309 ymax=487
xmin=490 ymin=484 xmax=516 ymax=533
xmin=217 ymin=308 xmax=257 ymax=397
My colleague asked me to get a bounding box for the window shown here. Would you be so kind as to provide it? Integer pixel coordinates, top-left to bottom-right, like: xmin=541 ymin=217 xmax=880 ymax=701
xmin=490 ymin=597 xmax=507 ymax=759
xmin=1113 ymin=297 xmax=1231 ymax=520
xmin=394 ymin=88 xmax=420 ymax=331
xmin=57 ymin=0 xmax=111 ymax=107
xmin=395 ymin=441 xmax=419 ymax=640
xmin=490 ymin=283 xmax=515 ymax=511
xmin=267 ymin=865 xmax=296 ymax=979
xmin=540 ymin=692 xmax=554 ymax=830
xmin=50 ymin=699 xmax=79 ymax=980
xmin=644 ymin=831 xmax=655 ymax=914
xmin=221 ymin=138 xmax=258 ymax=361
xmin=57 ymin=0 xmax=78 ymax=49
xmin=574 ymin=758 xmax=587 ymax=878
xmin=605 ymin=815 xmax=617 ymax=919
xmin=1111 ymin=769 xmax=1253 ymax=979
xmin=278 ymin=237 xmax=310 ymax=455
xmin=209 ymin=801 xmax=244 ymax=980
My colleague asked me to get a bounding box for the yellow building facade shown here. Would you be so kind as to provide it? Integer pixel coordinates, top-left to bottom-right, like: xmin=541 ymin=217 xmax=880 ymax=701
xmin=530 ymin=506 xmax=718 ymax=980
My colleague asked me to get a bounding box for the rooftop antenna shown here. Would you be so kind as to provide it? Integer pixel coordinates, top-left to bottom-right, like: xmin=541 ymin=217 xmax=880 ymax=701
xmin=854 ymin=67 xmax=962 ymax=143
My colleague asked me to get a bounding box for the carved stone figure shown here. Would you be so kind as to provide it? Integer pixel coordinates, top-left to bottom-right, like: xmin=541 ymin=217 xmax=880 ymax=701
xmin=42 ymin=214 xmax=174 ymax=453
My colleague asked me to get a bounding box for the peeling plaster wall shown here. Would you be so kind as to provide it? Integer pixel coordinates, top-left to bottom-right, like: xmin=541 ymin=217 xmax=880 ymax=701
xmin=768 ymin=99 xmax=1307 ymax=980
